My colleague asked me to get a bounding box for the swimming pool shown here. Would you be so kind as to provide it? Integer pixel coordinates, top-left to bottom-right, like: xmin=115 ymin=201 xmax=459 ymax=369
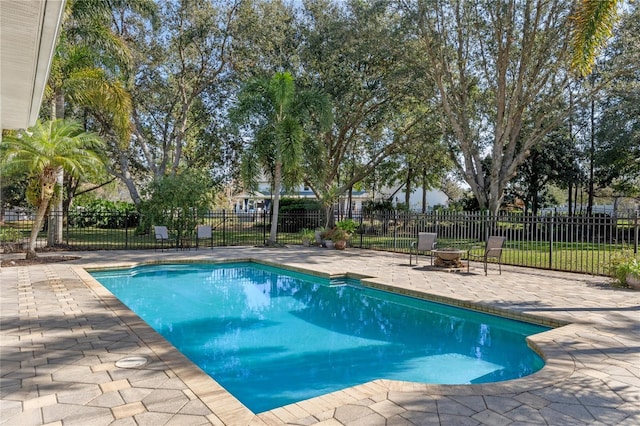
xmin=92 ymin=262 xmax=548 ymax=413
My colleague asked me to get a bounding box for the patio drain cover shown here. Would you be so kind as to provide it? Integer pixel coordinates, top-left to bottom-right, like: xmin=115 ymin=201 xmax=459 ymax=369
xmin=115 ymin=356 xmax=148 ymax=368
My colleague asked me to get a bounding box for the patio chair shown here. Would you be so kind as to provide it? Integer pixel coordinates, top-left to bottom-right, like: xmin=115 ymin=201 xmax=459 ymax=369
xmin=195 ymin=225 xmax=212 ymax=250
xmin=410 ymin=232 xmax=437 ymax=265
xmin=467 ymin=236 xmax=506 ymax=275
xmin=153 ymin=226 xmax=175 ymax=251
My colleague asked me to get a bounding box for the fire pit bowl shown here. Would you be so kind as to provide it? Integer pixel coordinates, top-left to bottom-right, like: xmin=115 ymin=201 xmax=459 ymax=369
xmin=435 ymin=249 xmax=463 ymax=261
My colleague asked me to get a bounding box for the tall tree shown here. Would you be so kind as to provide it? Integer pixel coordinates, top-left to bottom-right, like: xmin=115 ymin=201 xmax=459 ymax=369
xmin=300 ymin=0 xmax=430 ymax=223
xmin=231 ymin=0 xmax=300 ymax=78
xmin=109 ymin=0 xmax=239 ymax=205
xmin=0 ymin=120 xmax=105 ymax=259
xmin=405 ymin=0 xmax=577 ymax=214
xmin=593 ymin=4 xmax=640 ymax=199
xmin=509 ymin=128 xmax=581 ymax=215
xmin=231 ymin=71 xmax=331 ymax=245
xmin=45 ymin=0 xmax=155 ymax=241
xmin=386 ymin=109 xmax=450 ymax=211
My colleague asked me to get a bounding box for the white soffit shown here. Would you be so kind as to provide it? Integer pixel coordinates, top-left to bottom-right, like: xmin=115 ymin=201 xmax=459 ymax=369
xmin=1 ymin=0 xmax=66 ymax=130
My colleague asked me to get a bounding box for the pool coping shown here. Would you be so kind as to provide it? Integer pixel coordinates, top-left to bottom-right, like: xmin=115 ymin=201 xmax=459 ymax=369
xmin=76 ymin=257 xmax=580 ymax=425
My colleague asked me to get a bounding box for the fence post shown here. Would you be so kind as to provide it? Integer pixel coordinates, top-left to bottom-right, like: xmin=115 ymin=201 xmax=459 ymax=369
xmin=64 ymin=211 xmax=69 ymax=246
xmin=125 ymin=214 xmax=129 ymax=249
xmin=549 ymin=213 xmax=555 ymax=269
xmin=393 ymin=210 xmax=398 ymax=251
xmin=485 ymin=210 xmax=490 ymax=241
xmin=635 ymin=211 xmax=639 ymax=255
xmin=263 ymin=210 xmax=267 ymax=244
xmin=222 ymin=210 xmax=226 ymax=246
xmin=358 ymin=214 xmax=363 ymax=248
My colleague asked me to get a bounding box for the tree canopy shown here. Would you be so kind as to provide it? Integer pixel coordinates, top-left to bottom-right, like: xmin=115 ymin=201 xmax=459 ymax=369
xmin=7 ymin=0 xmax=637 ymax=238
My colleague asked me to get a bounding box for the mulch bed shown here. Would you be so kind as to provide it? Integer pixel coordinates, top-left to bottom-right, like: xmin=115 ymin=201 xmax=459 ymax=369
xmin=1 ymin=256 xmax=81 ymax=267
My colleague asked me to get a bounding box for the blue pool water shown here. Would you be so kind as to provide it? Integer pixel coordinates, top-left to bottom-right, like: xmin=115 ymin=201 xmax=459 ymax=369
xmin=92 ymin=262 xmax=548 ymax=413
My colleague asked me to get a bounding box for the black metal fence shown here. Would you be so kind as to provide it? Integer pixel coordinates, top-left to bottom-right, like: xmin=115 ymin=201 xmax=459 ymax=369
xmin=1 ymin=209 xmax=638 ymax=275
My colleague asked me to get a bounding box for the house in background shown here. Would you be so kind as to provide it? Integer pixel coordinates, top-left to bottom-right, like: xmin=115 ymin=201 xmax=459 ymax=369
xmin=232 ymin=180 xmax=448 ymax=214
xmin=379 ymin=185 xmax=449 ymax=212
xmin=232 ymin=181 xmax=370 ymax=213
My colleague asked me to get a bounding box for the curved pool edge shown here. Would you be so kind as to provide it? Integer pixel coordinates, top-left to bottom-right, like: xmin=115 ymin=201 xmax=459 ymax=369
xmin=74 ymin=258 xmax=579 ymax=425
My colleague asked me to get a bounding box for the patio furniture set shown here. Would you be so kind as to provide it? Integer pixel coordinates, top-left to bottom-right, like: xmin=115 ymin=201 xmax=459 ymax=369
xmin=410 ymin=232 xmax=506 ymax=275
xmin=153 ymin=225 xmax=213 ymax=251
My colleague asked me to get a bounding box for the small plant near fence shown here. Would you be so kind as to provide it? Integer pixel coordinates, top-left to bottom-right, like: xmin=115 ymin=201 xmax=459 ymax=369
xmin=608 ymin=250 xmax=640 ymax=288
xmin=0 ymin=227 xmax=25 ymax=252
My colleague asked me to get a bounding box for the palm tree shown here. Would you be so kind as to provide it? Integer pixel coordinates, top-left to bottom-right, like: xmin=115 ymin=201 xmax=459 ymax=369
xmin=0 ymin=120 xmax=105 ymax=259
xmin=45 ymin=0 xmax=156 ymax=243
xmin=570 ymin=0 xmax=620 ymax=76
xmin=48 ymin=0 xmax=154 ymax=131
xmin=232 ymin=72 xmax=332 ymax=245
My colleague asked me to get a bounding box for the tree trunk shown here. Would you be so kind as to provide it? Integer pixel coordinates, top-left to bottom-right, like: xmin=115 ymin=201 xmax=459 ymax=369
xmin=421 ymin=170 xmax=427 ymax=213
xmin=267 ymin=162 xmax=283 ymax=245
xmin=53 ymin=91 xmax=65 ymax=120
xmin=27 ymin=201 xmax=49 ymax=259
xmin=49 ymin=92 xmax=65 ymax=245
xmin=488 ymin=178 xmax=504 ymax=216
xmin=404 ymin=167 xmax=412 ymax=210
xmin=587 ymin=98 xmax=595 ymax=216
xmin=63 ymin=177 xmax=77 ymax=217
xmin=324 ymin=204 xmax=336 ymax=229
xmin=114 ymin=151 xmax=142 ymax=206
xmin=27 ymin=174 xmax=56 ymax=259
xmin=47 ymin=167 xmax=64 ymax=246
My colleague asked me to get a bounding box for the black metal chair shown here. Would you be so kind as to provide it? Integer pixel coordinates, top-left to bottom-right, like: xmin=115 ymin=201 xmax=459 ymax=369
xmin=467 ymin=236 xmax=506 ymax=275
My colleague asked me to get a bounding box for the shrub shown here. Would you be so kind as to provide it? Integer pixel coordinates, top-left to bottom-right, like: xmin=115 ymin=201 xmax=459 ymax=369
xmin=0 ymin=227 xmax=23 ymax=243
xmin=138 ymin=171 xmax=215 ymax=236
xmin=363 ymin=199 xmax=393 ymax=214
xmin=0 ymin=227 xmax=24 ymax=253
xmin=299 ymin=228 xmax=315 ymax=240
xmin=279 ymin=198 xmax=322 ymax=212
xmin=321 ymin=227 xmax=349 ymax=241
xmin=336 ymin=219 xmax=358 ymax=233
xmin=277 ymin=198 xmax=323 ymax=232
xmin=69 ymin=200 xmax=139 ymax=229
xmin=608 ymin=251 xmax=640 ymax=286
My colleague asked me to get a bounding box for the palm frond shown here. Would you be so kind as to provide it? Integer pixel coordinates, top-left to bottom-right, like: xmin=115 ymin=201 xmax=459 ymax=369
xmin=65 ymin=68 xmax=132 ymax=141
xmin=270 ymin=72 xmax=296 ymax=114
xmin=570 ymin=0 xmax=620 ymax=76
xmin=240 ymin=148 xmax=261 ymax=193
xmin=0 ymin=120 xmax=105 ymax=181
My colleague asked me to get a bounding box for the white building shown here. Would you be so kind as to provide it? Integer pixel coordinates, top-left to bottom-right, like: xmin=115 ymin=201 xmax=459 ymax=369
xmin=379 ymin=185 xmax=449 ymax=212
xmin=232 ymin=181 xmax=448 ymax=213
xmin=233 ymin=184 xmax=370 ymax=213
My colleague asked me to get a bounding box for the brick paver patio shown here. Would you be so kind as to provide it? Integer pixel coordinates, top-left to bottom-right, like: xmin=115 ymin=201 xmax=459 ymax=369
xmin=1 ymin=247 xmax=638 ymax=425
